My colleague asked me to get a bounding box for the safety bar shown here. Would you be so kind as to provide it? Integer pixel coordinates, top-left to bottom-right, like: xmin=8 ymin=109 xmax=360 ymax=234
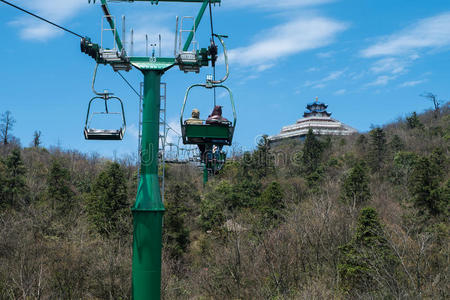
xmin=85 ymin=96 xmax=127 ymax=132
xmin=209 ymin=34 xmax=229 ymax=84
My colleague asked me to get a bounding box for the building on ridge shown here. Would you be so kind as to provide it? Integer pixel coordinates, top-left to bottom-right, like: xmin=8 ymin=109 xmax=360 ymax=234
xmin=268 ymin=97 xmax=357 ymax=144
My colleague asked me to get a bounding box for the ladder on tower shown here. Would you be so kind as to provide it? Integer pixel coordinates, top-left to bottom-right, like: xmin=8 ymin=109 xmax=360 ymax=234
xmin=159 ymin=83 xmax=167 ymax=204
xmin=138 ymin=81 xmax=144 ymax=180
xmin=138 ymin=82 xmax=167 ymax=204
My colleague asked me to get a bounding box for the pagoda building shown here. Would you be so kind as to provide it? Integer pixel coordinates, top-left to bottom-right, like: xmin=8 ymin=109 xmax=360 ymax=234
xmin=268 ymin=97 xmax=357 ymax=143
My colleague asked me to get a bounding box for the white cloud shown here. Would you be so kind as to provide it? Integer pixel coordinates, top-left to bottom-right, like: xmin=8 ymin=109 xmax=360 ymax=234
xmin=228 ymin=17 xmax=347 ymax=70
xmin=127 ymin=124 xmax=139 ymax=140
xmin=256 ymin=64 xmax=275 ymax=72
xmin=317 ymin=51 xmax=335 ymax=58
xmin=313 ymin=83 xmax=326 ymax=89
xmin=225 ymin=0 xmax=335 ymax=10
xmin=9 ymin=0 xmax=88 ymax=41
xmin=399 ymin=79 xmax=426 ymax=87
xmin=361 ymin=12 xmax=450 ymax=57
xmin=367 ymin=75 xmax=397 ymax=86
xmin=303 ymin=69 xmax=346 ymax=88
xmin=323 ymin=70 xmax=345 ymax=81
xmin=217 ymin=90 xmax=229 ymax=99
xmin=370 ymin=57 xmax=408 ymax=75
xmin=349 ymin=71 xmax=366 ymax=80
xmin=334 ymin=89 xmax=346 ymax=95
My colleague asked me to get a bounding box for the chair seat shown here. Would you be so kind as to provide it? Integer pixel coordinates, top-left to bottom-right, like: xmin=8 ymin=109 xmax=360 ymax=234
xmin=84 ymin=128 xmax=124 ymax=140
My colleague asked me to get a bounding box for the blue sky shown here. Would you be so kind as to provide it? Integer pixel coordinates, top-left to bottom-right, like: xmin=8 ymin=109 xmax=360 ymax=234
xmin=1 ymin=0 xmax=449 ymax=158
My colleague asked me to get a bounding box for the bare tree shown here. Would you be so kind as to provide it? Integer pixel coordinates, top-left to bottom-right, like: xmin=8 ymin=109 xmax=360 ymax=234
xmin=32 ymin=131 xmax=42 ymax=148
xmin=0 ymin=111 xmax=16 ymax=145
xmin=421 ymin=92 xmax=443 ymax=119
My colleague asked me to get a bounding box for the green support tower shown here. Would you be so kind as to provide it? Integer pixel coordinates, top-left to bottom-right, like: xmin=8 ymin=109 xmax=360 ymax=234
xmin=132 ymin=70 xmax=165 ymax=299
xmin=81 ymin=0 xmax=222 ymax=299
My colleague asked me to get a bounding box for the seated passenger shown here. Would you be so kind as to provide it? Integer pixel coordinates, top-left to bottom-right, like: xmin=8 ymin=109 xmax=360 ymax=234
xmin=185 ymin=108 xmax=203 ymax=125
xmin=206 ymin=105 xmax=229 ymax=124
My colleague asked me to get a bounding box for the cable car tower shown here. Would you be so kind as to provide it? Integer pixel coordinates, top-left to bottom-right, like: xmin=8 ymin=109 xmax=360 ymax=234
xmin=80 ymin=1 xmax=226 ymax=299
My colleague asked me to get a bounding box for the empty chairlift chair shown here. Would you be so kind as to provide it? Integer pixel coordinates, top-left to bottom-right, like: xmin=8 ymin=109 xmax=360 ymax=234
xmin=84 ymin=94 xmax=126 ymax=140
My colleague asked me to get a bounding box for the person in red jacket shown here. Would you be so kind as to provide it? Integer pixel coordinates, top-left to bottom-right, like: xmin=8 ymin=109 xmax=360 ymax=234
xmin=206 ymin=105 xmax=228 ymax=124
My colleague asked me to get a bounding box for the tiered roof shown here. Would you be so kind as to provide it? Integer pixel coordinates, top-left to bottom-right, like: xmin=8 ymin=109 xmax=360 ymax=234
xmin=303 ymin=101 xmax=331 ymax=118
xmin=268 ymin=97 xmax=357 ymax=143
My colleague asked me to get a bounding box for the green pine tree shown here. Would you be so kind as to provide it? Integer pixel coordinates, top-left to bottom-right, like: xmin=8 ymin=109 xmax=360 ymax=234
xmin=429 ymin=147 xmax=446 ymax=180
xmin=392 ymin=151 xmax=419 ymax=185
xmin=47 ymin=159 xmax=74 ymax=212
xmin=251 ymin=135 xmax=274 ymax=178
xmin=164 ymin=183 xmax=191 ymax=259
xmin=356 ymin=134 xmax=367 ymax=154
xmin=406 ymin=112 xmax=423 ymax=130
xmin=0 ymin=159 xmax=6 ymax=207
xmin=87 ymin=162 xmax=129 ymax=238
xmin=338 ymin=207 xmax=398 ymax=296
xmin=409 ymin=156 xmax=443 ymax=216
xmin=340 ymin=162 xmax=371 ymax=207
xmin=3 ymin=148 xmax=27 ymax=207
xmin=389 ymin=134 xmax=404 ymax=153
xmin=368 ymin=127 xmax=387 ymax=172
xmin=302 ymin=129 xmax=323 ymax=175
xmin=231 ymin=178 xmax=261 ymax=210
xmin=440 ymin=179 xmax=450 ymax=217
xmin=199 ymin=181 xmax=230 ymax=231
xmin=258 ymin=181 xmax=284 ymax=222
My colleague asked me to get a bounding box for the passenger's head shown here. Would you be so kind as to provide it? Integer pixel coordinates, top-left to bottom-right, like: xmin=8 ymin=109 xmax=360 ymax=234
xmin=191 ymin=108 xmax=200 ymax=119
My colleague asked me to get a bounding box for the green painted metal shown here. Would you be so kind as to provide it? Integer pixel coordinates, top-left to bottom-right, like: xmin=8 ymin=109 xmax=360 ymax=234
xmin=184 ymin=124 xmax=231 ymax=138
xmin=130 ymin=57 xmax=176 ymax=70
xmin=100 ymin=0 xmax=124 ymax=51
xmin=182 ymin=0 xmax=209 ymax=52
xmin=132 ymin=70 xmax=165 ymax=300
xmin=182 ymin=123 xmax=233 ymax=145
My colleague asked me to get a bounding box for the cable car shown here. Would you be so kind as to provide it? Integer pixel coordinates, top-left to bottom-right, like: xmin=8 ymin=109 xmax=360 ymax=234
xmin=180 ymin=83 xmax=236 ymax=146
xmin=84 ymin=94 xmax=126 ymax=140
xmin=179 ymin=34 xmax=234 ymax=181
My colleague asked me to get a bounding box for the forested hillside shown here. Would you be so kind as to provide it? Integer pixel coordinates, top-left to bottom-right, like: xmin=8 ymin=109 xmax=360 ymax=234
xmin=0 ymin=105 xmax=448 ymax=299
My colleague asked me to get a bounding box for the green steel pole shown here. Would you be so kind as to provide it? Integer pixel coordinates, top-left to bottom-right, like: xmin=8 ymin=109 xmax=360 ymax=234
xmin=132 ymin=70 xmax=165 ymax=300
xmin=182 ymin=0 xmax=209 ymax=51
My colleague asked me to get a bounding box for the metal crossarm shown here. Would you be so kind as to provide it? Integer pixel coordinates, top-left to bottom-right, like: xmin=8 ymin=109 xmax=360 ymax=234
xmin=183 ymin=0 xmax=209 ymax=51
xmin=100 ymin=0 xmax=124 ymax=52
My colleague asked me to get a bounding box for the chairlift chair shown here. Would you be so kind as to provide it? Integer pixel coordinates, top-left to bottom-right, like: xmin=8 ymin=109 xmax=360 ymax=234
xmin=84 ymin=94 xmax=126 ymax=140
xmin=180 ymin=83 xmax=236 ymax=146
xmin=84 ymin=63 xmax=127 ymax=140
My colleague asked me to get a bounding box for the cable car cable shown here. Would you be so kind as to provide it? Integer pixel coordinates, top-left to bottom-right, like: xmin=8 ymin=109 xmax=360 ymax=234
xmin=0 ymin=0 xmax=84 ymax=39
xmin=208 ymin=0 xmax=217 ymax=106
xmin=117 ymin=71 xmax=140 ymax=98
